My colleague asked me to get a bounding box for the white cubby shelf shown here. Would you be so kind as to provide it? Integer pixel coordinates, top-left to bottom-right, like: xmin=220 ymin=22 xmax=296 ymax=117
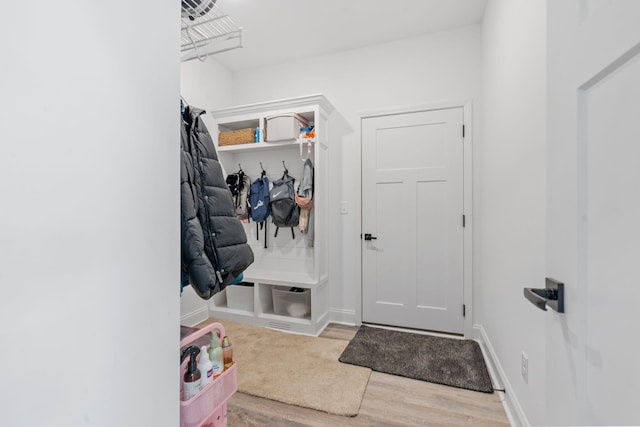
xmin=208 ymin=94 xmax=336 ymax=336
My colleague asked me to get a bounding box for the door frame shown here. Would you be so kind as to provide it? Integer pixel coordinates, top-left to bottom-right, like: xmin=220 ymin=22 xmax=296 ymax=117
xmin=358 ymin=99 xmax=473 ymax=337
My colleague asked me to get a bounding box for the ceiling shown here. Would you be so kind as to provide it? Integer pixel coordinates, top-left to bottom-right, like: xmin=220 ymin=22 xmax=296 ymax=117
xmin=212 ymin=0 xmax=487 ymax=71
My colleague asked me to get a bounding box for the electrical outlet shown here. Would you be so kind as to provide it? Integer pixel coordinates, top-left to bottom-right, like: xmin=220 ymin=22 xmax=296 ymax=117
xmin=521 ymin=352 xmax=529 ymax=384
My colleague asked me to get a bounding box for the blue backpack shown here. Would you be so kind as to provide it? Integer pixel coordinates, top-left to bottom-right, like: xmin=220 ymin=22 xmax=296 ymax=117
xmin=249 ymin=176 xmax=270 ymax=223
xmin=249 ymin=175 xmax=270 ymax=247
xmin=249 ymin=176 xmax=269 ymax=222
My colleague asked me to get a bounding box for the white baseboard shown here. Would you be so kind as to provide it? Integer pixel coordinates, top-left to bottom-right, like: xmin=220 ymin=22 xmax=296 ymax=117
xmin=328 ymin=308 xmax=358 ymax=325
xmin=180 ymin=305 xmax=209 ymax=327
xmin=473 ymin=324 xmax=529 ymax=427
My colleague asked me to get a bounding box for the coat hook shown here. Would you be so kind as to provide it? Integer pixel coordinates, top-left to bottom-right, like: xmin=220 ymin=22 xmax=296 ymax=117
xmin=260 ymin=162 xmax=266 ymax=177
xmin=282 ymin=161 xmax=288 ymax=176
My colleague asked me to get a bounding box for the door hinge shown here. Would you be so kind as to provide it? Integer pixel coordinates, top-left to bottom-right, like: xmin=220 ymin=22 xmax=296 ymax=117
xmin=462 ymin=214 xmax=466 ymax=228
xmin=463 ymin=304 xmax=466 ymax=317
xmin=462 ymin=125 xmax=465 ymax=138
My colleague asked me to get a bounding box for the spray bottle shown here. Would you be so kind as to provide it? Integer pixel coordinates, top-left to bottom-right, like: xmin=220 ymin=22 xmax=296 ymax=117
xmin=180 ymin=346 xmax=201 ymax=400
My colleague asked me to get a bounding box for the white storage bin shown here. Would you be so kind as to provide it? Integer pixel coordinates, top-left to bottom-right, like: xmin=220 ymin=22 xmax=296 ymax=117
xmin=272 ymin=286 xmax=311 ymax=318
xmin=226 ymin=283 xmax=254 ymax=311
xmin=265 ymin=113 xmax=309 ymax=142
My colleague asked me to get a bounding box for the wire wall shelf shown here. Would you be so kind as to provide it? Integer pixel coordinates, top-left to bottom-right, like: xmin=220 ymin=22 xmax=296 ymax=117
xmin=181 ymin=0 xmax=243 ymax=62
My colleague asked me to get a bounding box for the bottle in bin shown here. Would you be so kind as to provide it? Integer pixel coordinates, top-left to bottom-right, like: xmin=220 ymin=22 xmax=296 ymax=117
xmin=222 ymin=336 xmax=233 ymax=370
xmin=197 ymin=345 xmax=214 ymax=388
xmin=180 ymin=346 xmax=201 ymax=401
xmin=208 ymin=331 xmax=224 ymax=378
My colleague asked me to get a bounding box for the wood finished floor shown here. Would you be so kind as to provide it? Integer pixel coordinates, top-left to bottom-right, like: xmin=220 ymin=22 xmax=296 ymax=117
xmin=223 ymin=323 xmax=510 ymax=426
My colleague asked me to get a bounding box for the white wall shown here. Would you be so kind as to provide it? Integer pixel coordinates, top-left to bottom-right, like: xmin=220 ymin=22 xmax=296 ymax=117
xmin=476 ymin=0 xmax=547 ymax=425
xmin=0 ymin=2 xmax=180 ymax=426
xmin=179 ymin=58 xmax=234 ymax=324
xmin=230 ymin=25 xmax=482 ymax=323
xmin=181 ymin=58 xmax=233 ymax=112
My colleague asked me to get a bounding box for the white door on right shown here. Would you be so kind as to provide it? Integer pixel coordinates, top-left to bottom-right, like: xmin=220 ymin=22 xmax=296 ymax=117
xmin=546 ymin=1 xmax=640 ymax=424
xmin=361 ymin=107 xmax=464 ymax=334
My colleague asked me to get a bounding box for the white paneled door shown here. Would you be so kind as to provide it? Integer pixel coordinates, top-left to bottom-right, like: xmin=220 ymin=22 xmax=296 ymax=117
xmin=361 ymin=108 xmax=464 ymax=334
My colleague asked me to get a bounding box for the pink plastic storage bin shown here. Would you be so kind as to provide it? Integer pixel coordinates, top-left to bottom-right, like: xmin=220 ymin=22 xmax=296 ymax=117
xmin=197 ymin=402 xmax=228 ymax=427
xmin=180 ymin=322 xmax=237 ymax=427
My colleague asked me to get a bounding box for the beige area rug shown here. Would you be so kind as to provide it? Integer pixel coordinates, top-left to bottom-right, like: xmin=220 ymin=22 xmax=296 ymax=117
xmin=210 ymin=318 xmax=371 ymax=416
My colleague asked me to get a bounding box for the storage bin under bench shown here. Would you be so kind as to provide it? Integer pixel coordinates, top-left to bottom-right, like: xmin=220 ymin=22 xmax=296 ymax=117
xmin=272 ymin=286 xmax=311 ymax=318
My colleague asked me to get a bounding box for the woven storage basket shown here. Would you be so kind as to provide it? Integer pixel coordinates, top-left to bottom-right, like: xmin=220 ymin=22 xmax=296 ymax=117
xmin=218 ymin=128 xmax=255 ymax=146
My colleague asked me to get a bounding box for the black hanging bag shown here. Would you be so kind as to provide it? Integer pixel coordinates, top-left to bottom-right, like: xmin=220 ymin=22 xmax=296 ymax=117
xmin=226 ymin=166 xmax=250 ymax=220
xmin=270 ymin=172 xmax=299 ymax=238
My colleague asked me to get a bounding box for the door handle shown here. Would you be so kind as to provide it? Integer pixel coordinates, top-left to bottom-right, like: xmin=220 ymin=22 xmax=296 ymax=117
xmin=363 ymin=233 xmax=377 ymax=241
xmin=524 ymin=277 xmax=565 ymax=313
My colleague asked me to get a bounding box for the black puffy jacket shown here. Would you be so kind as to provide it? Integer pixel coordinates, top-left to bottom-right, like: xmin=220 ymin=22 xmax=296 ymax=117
xmin=181 ymin=106 xmax=254 ymax=299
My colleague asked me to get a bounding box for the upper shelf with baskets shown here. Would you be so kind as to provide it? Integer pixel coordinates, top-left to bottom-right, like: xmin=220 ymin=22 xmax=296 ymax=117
xmin=215 ymin=111 xmax=315 ymax=152
xmin=181 ymin=0 xmax=243 ymax=63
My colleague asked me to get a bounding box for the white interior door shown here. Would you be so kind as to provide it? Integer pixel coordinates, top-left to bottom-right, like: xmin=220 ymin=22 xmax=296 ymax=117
xmin=361 ymin=107 xmax=464 ymax=334
xmin=546 ymin=2 xmax=640 ymax=424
